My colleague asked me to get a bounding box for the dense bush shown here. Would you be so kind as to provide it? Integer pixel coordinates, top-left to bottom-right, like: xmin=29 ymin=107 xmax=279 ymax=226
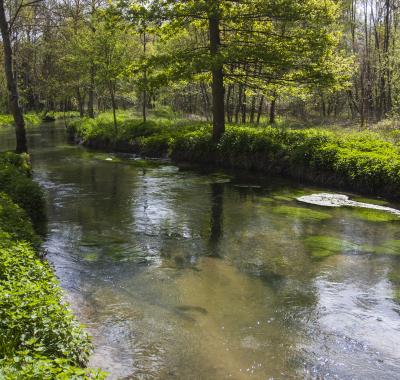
xmin=71 ymin=113 xmax=400 ymax=199
xmin=0 ymin=152 xmax=46 ymax=230
xmin=0 ymin=225 xmax=104 ymax=378
xmin=0 ymin=113 xmax=41 ymax=128
xmin=0 ymin=157 xmax=104 ymax=378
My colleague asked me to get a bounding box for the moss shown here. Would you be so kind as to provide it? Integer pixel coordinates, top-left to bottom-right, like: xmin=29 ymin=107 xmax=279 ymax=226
xmin=305 ymin=236 xmax=359 ymax=258
xmin=372 ymin=240 xmax=400 ymax=256
xmin=389 ymin=272 xmax=400 ymax=285
xmin=82 ymin=252 xmax=99 ymax=262
xmin=272 ymin=206 xmax=332 ymax=221
xmin=352 ymin=208 xmax=399 ymax=223
xmin=352 ymin=196 xmax=389 ymax=206
xmin=272 ymin=195 xmax=294 ymax=202
xmin=393 ymin=289 xmax=400 ymax=304
xmin=259 ymin=197 xmax=274 ymax=203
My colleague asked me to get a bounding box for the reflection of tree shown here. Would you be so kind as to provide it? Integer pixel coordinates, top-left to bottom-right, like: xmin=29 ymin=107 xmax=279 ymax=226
xmin=209 ymin=183 xmax=224 ymax=257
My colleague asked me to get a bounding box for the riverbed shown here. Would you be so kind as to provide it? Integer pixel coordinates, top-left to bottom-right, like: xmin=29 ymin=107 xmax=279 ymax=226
xmin=1 ymin=123 xmax=400 ymax=379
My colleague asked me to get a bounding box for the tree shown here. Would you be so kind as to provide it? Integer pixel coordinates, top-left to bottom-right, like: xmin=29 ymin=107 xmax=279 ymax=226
xmin=124 ymin=0 xmax=350 ymax=140
xmin=92 ymin=9 xmax=139 ymax=134
xmin=0 ymin=0 xmax=28 ymax=153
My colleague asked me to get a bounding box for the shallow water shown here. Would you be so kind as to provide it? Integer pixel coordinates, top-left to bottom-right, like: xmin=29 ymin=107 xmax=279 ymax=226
xmin=1 ymin=124 xmax=400 ymax=379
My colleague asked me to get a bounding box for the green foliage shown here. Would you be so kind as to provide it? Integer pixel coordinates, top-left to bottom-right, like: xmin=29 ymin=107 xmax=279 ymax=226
xmin=0 ymin=155 xmax=46 ymax=230
xmin=71 ymin=113 xmax=400 ymax=199
xmin=0 ymin=157 xmax=104 ymax=379
xmin=0 ymin=113 xmax=41 ymax=128
xmin=0 ymin=194 xmax=39 ymax=247
xmin=0 ymin=152 xmax=31 ymax=175
xmin=70 ymin=111 xmax=205 ymax=156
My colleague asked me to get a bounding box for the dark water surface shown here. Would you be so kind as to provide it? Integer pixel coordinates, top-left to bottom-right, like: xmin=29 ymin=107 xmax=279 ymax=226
xmin=1 ymin=123 xmax=400 ymax=379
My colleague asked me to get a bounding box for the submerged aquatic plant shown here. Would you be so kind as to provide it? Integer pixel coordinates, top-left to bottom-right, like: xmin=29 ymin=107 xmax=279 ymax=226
xmin=272 ymin=206 xmax=332 ymax=221
xmin=372 ymin=240 xmax=400 ymax=256
xmin=305 ymin=236 xmax=359 ymax=258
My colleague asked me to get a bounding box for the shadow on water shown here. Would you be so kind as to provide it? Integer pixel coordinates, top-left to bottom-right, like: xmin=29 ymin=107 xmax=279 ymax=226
xmin=208 ymin=182 xmax=224 ymax=257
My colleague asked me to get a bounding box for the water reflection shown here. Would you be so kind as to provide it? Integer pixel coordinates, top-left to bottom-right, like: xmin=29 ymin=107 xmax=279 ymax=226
xmin=209 ymin=182 xmax=224 ymax=257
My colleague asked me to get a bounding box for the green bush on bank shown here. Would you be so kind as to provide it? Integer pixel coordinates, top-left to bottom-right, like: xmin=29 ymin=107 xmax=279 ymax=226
xmin=0 ymin=152 xmax=46 ymax=230
xmin=69 ymin=112 xmax=204 ymax=156
xmin=0 ymin=154 xmax=104 ymax=379
xmin=70 ymin=113 xmax=400 ymax=198
xmin=0 ymin=113 xmax=41 ymax=128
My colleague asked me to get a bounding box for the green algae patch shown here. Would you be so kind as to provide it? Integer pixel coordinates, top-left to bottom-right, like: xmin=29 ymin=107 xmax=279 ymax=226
xmin=372 ymin=240 xmax=400 ymax=256
xmin=393 ymin=289 xmax=400 ymax=304
xmin=272 ymin=206 xmax=332 ymax=221
xmin=83 ymin=252 xmax=100 ymax=262
xmin=305 ymin=236 xmax=358 ymax=258
xmin=352 ymin=208 xmax=400 ymax=222
xmin=272 ymin=195 xmax=294 ymax=202
xmin=258 ymin=197 xmax=274 ymax=204
xmin=352 ymin=196 xmax=389 ymax=206
xmin=389 ymin=272 xmax=400 ymax=284
xmin=194 ymin=173 xmax=232 ymax=185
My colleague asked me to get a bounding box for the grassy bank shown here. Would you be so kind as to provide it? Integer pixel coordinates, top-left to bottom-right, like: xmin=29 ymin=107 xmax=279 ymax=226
xmin=0 ymin=111 xmax=80 ymax=128
xmin=0 ymin=113 xmax=42 ymax=128
xmin=69 ymin=112 xmax=400 ymax=200
xmin=0 ymin=152 xmax=104 ymax=379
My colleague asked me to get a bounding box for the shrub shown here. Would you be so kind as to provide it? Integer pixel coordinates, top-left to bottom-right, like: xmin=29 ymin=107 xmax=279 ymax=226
xmin=0 ymin=165 xmax=46 ymax=230
xmin=70 ymin=112 xmax=400 ymax=199
xmin=0 ymin=164 xmax=104 ymax=379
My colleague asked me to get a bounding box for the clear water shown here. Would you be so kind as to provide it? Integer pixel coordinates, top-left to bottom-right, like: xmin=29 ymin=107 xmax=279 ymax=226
xmin=1 ymin=123 xmax=400 ymax=379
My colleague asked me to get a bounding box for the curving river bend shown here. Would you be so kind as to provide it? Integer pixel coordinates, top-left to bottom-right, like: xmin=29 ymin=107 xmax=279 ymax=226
xmin=1 ymin=123 xmax=400 ymax=379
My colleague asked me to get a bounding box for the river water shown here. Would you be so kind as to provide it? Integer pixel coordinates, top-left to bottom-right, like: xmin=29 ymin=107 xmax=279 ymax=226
xmin=1 ymin=123 xmax=400 ymax=379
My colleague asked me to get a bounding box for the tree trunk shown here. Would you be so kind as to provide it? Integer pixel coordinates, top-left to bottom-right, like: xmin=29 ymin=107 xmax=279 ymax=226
xmin=76 ymin=88 xmax=85 ymax=117
xmin=235 ymin=83 xmax=243 ymax=123
xmin=226 ymin=84 xmax=233 ymax=123
xmin=88 ymin=65 xmax=95 ymax=118
xmin=249 ymin=96 xmax=256 ymax=124
xmin=0 ymin=0 xmax=27 ymax=153
xmin=142 ymin=30 xmax=147 ymax=123
xmin=256 ymin=95 xmax=264 ymax=125
xmin=269 ymin=94 xmax=277 ymax=125
xmin=241 ymin=90 xmax=247 ymax=124
xmin=109 ymin=82 xmax=117 ymax=137
xmin=208 ymin=1 xmax=225 ymax=142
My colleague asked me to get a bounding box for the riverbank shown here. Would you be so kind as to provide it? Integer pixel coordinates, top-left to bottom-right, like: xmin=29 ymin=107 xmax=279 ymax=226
xmin=69 ymin=113 xmax=400 ymax=200
xmin=0 ymin=111 xmax=80 ymax=128
xmin=0 ymin=152 xmax=104 ymax=379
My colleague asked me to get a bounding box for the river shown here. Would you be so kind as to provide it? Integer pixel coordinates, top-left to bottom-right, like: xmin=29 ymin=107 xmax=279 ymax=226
xmin=1 ymin=122 xmax=400 ymax=379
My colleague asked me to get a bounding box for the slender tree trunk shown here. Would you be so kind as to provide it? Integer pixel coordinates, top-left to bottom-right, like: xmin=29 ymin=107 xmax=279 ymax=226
xmin=226 ymin=84 xmax=233 ymax=123
xmin=0 ymin=0 xmax=27 ymax=153
xmin=142 ymin=30 xmax=147 ymax=123
xmin=88 ymin=66 xmax=95 ymax=118
xmin=200 ymin=82 xmax=210 ymax=120
xmin=110 ymin=82 xmax=117 ymax=137
xmin=235 ymin=83 xmax=243 ymax=124
xmin=87 ymin=0 xmax=95 ymax=118
xmin=249 ymin=96 xmax=256 ymax=124
xmin=241 ymin=90 xmax=247 ymax=124
xmin=76 ymin=88 xmax=85 ymax=117
xmin=208 ymin=1 xmax=225 ymax=142
xmin=269 ymin=94 xmax=277 ymax=125
xmin=256 ymin=95 xmax=264 ymax=125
